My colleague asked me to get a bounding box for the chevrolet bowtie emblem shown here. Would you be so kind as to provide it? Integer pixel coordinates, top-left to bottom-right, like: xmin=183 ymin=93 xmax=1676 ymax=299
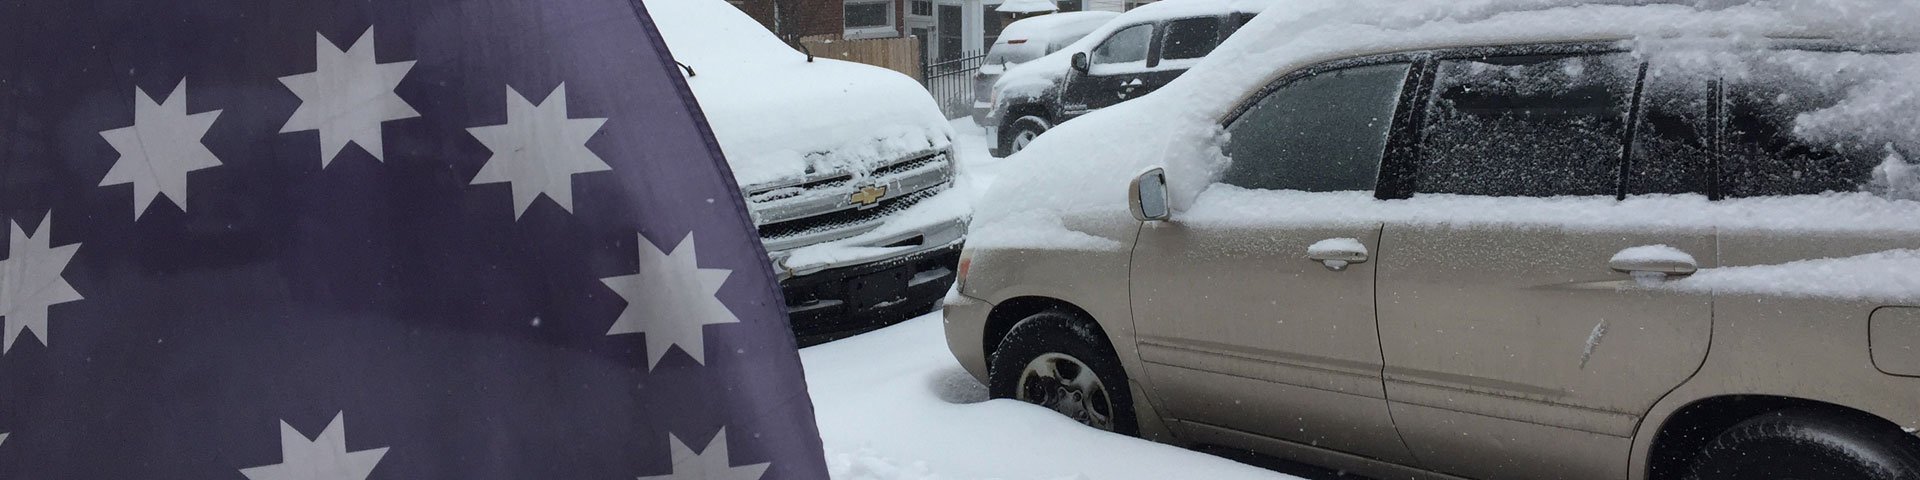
xmin=849 ymin=185 xmax=887 ymax=206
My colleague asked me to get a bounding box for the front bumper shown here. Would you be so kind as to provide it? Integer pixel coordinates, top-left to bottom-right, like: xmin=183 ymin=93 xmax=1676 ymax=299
xmin=782 ymin=241 xmax=963 ymax=345
xmin=943 ymin=291 xmax=994 ymax=384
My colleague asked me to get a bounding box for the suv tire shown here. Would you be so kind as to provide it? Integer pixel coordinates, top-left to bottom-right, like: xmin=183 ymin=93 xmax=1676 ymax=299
xmin=1685 ymin=408 xmax=1920 ymax=480
xmin=988 ymin=310 xmax=1138 ymax=435
xmin=1002 ymin=115 xmax=1050 ymax=156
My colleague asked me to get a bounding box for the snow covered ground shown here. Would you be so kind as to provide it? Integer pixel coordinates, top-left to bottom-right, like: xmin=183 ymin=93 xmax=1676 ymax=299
xmin=798 ymin=121 xmax=1304 ymax=480
xmin=803 ymin=314 xmax=1301 ymax=480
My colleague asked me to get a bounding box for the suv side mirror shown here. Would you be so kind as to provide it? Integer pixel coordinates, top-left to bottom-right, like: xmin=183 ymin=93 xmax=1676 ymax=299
xmin=1071 ymin=52 xmax=1090 ymax=74
xmin=1129 ymin=167 xmax=1170 ymax=222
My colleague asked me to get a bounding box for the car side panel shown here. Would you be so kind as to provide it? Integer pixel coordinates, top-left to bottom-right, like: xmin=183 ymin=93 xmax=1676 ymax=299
xmin=1377 ymin=222 xmax=1715 ymax=480
xmin=1628 ymin=230 xmax=1920 ymax=479
xmin=1133 ymin=221 xmax=1419 ymax=465
xmin=950 ymin=215 xmax=1186 ymax=440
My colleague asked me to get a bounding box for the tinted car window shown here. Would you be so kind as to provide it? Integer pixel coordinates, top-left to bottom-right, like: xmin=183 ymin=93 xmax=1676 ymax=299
xmin=1092 ymin=24 xmax=1152 ymax=65
xmin=1160 ymin=17 xmax=1220 ymax=61
xmin=1721 ymin=76 xmax=1883 ymax=198
xmin=1627 ymin=72 xmax=1715 ymax=196
xmin=1222 ymin=62 xmax=1411 ymax=192
xmin=1417 ymin=54 xmax=1637 ymax=197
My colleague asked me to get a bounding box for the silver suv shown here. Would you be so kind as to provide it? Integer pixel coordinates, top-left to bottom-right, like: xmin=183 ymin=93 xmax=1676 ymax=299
xmin=945 ymin=33 xmax=1920 ymax=480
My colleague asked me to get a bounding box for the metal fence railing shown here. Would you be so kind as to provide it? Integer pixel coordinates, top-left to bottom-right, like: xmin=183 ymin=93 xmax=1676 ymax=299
xmin=922 ymin=50 xmax=986 ymax=120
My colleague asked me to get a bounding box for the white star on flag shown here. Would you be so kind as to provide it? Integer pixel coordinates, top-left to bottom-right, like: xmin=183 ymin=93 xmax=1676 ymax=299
xmin=240 ymin=412 xmax=388 ymax=480
xmin=638 ymin=429 xmax=770 ymax=480
xmin=467 ymin=84 xmax=611 ymax=219
xmin=98 ymin=80 xmax=223 ymax=220
xmin=279 ymin=27 xmax=420 ymax=168
xmin=1 ymin=214 xmax=83 ymax=355
xmin=600 ymin=232 xmax=737 ymax=370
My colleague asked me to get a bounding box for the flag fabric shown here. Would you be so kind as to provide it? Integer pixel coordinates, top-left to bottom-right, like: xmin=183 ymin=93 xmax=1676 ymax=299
xmin=0 ymin=0 xmax=830 ymax=478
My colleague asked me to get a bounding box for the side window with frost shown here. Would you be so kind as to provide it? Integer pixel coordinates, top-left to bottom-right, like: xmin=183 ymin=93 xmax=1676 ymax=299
xmin=1627 ymin=66 xmax=1715 ymax=196
xmin=1159 ymin=17 xmax=1221 ymax=61
xmin=1220 ymin=62 xmax=1411 ymax=192
xmin=1417 ymin=53 xmax=1638 ymax=197
xmin=1719 ymin=50 xmax=1913 ymax=199
xmin=1090 ymin=24 xmax=1152 ymax=68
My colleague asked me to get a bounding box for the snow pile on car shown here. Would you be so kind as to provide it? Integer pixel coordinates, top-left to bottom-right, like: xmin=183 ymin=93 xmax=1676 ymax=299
xmin=992 ymin=0 xmax=1269 ymax=100
xmin=650 ymin=0 xmax=954 ymax=189
xmin=982 ymin=11 xmax=1121 ymax=75
xmin=970 ymin=0 xmax=1920 ymax=252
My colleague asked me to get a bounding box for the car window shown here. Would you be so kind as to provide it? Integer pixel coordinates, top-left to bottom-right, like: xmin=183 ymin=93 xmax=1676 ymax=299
xmin=1416 ymin=53 xmax=1637 ymax=197
xmin=1159 ymin=17 xmax=1219 ymax=61
xmin=1047 ymin=32 xmax=1091 ymax=54
xmin=1221 ymin=62 xmax=1412 ymax=192
xmin=1091 ymin=23 xmax=1151 ymax=65
xmin=1720 ymin=75 xmax=1884 ymax=198
xmin=1626 ymin=72 xmax=1715 ymax=196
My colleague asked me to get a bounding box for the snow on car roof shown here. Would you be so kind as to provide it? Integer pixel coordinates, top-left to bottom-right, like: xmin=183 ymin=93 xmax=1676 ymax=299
xmin=995 ymin=11 xmax=1120 ymax=46
xmin=994 ymin=0 xmax=1269 ymax=98
xmin=986 ymin=11 xmax=1121 ymax=67
xmin=974 ymin=0 xmax=1920 ymax=254
xmin=996 ymin=0 xmax=1059 ymax=14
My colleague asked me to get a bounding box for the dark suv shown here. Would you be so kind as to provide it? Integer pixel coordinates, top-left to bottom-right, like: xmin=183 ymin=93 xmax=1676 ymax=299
xmin=984 ymin=0 xmax=1257 ymax=157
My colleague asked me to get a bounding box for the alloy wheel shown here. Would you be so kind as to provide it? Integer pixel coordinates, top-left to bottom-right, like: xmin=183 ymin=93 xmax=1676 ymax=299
xmin=1015 ymin=352 xmax=1116 ymax=431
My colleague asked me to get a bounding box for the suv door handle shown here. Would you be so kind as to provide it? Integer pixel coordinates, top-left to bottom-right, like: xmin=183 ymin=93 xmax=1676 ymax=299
xmin=1308 ymin=238 xmax=1369 ymax=271
xmin=1307 ymin=249 xmax=1368 ymax=263
xmin=1609 ymin=245 xmax=1698 ymax=276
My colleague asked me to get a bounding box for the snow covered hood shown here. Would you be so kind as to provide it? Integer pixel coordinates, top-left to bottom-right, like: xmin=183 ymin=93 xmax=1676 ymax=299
xmin=650 ymin=0 xmax=954 ymax=189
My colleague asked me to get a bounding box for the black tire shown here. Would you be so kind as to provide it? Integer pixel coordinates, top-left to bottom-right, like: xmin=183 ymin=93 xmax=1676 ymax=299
xmin=1000 ymin=115 xmax=1049 ymax=156
xmin=987 ymin=309 xmax=1138 ymax=435
xmin=1686 ymin=409 xmax=1920 ymax=480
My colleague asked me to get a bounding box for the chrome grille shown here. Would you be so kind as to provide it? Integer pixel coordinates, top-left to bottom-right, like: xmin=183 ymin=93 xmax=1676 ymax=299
xmin=758 ymin=185 xmax=946 ymax=241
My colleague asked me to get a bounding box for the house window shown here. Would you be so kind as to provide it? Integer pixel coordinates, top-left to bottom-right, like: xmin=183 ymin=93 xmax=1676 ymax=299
xmin=911 ymin=0 xmax=933 ymax=16
xmin=1057 ymin=0 xmax=1082 ymax=11
xmin=846 ymin=1 xmax=892 ymax=28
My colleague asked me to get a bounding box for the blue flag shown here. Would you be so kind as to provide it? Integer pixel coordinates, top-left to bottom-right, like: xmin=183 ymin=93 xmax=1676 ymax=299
xmin=0 ymin=0 xmax=829 ymax=478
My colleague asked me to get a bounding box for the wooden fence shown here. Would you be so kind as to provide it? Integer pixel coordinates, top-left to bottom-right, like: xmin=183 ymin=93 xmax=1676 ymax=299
xmin=799 ymin=35 xmax=923 ymax=82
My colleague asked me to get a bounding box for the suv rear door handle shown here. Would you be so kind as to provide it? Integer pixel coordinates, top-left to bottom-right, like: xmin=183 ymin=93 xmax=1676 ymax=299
xmin=1609 ymin=245 xmax=1698 ymax=276
xmin=1308 ymin=238 xmax=1368 ymax=271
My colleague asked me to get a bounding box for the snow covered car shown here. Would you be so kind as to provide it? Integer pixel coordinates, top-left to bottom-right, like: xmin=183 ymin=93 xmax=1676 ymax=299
xmin=982 ymin=0 xmax=1261 ymax=156
xmin=971 ymin=11 xmax=1120 ymax=126
xmin=946 ymin=1 xmax=1920 ymax=479
xmin=654 ymin=0 xmax=964 ymax=340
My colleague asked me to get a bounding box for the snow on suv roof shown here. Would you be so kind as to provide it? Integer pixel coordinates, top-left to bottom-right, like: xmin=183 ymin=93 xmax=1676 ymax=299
xmin=973 ymin=0 xmax=1920 ymax=249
